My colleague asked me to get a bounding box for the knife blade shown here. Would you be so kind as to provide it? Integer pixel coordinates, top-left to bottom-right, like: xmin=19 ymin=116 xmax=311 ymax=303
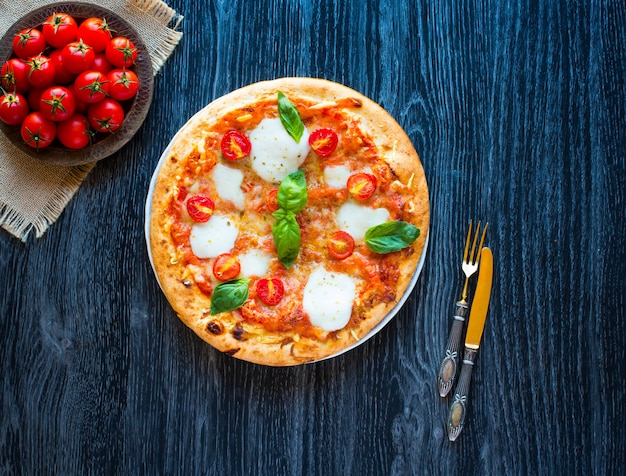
xmin=446 ymin=247 xmax=493 ymax=441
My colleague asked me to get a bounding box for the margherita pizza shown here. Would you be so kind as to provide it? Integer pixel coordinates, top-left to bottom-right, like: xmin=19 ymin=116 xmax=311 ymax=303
xmin=148 ymin=77 xmax=429 ymax=366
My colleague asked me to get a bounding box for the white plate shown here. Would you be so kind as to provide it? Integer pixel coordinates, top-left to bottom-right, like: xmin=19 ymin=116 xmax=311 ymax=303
xmin=144 ymin=114 xmax=428 ymax=364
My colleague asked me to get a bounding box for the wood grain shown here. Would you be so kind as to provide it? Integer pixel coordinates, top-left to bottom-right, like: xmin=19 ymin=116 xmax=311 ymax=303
xmin=1 ymin=0 xmax=625 ymax=474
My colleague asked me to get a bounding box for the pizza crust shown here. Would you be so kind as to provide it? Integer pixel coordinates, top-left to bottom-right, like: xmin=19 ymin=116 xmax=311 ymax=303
xmin=149 ymin=77 xmax=429 ymax=366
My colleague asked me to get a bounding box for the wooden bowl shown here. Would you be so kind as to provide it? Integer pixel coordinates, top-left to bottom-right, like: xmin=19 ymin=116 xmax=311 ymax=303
xmin=0 ymin=2 xmax=154 ymax=166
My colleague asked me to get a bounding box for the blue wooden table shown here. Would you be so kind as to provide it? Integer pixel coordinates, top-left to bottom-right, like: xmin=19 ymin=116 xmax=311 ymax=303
xmin=1 ymin=0 xmax=624 ymax=474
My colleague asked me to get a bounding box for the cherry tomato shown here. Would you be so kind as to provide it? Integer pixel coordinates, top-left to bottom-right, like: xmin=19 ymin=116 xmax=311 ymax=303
xmin=49 ymin=49 xmax=76 ymax=84
xmin=0 ymin=91 xmax=29 ymax=126
xmin=256 ymin=278 xmax=284 ymax=306
xmin=327 ymin=231 xmax=355 ymax=260
xmin=309 ymin=128 xmax=339 ymax=156
xmin=74 ymin=70 xmax=110 ymax=103
xmin=76 ymin=17 xmax=112 ymax=53
xmin=1 ymin=58 xmax=31 ymax=93
xmin=105 ymin=37 xmax=137 ymax=68
xmin=221 ymin=130 xmax=251 ymax=160
xmin=25 ymin=54 xmax=55 ymax=89
xmin=57 ymin=113 xmax=91 ymax=150
xmin=61 ymin=40 xmax=95 ymax=74
xmin=27 ymin=88 xmax=44 ymax=111
xmin=186 ymin=194 xmax=215 ymax=222
xmin=40 ymin=86 xmax=75 ymax=122
xmin=347 ymin=172 xmax=377 ymax=201
xmin=42 ymin=13 xmax=78 ymax=48
xmin=107 ymin=69 xmax=139 ymax=101
xmin=65 ymin=83 xmax=88 ymax=115
xmin=12 ymin=28 xmax=46 ymax=59
xmin=267 ymin=188 xmax=280 ymax=212
xmin=212 ymin=253 xmax=241 ymax=281
xmin=87 ymin=98 xmax=124 ymax=133
xmin=91 ymin=53 xmax=113 ymax=74
xmin=20 ymin=112 xmax=56 ymax=149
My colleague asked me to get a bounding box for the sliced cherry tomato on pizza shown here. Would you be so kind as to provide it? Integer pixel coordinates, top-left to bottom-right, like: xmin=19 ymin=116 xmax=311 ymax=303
xmin=213 ymin=253 xmax=241 ymax=281
xmin=308 ymin=128 xmax=338 ymax=157
xmin=186 ymin=194 xmax=215 ymax=222
xmin=42 ymin=13 xmax=78 ymax=48
xmin=61 ymin=40 xmax=95 ymax=74
xmin=87 ymin=98 xmax=124 ymax=132
xmin=77 ymin=17 xmax=112 ymax=52
xmin=1 ymin=58 xmax=32 ymax=93
xmin=347 ymin=172 xmax=377 ymax=201
xmin=327 ymin=230 xmax=355 ymax=260
xmin=74 ymin=70 xmax=110 ymax=103
xmin=40 ymin=86 xmax=76 ymax=122
xmin=267 ymin=188 xmax=280 ymax=212
xmin=256 ymin=278 xmax=285 ymax=306
xmin=0 ymin=91 xmax=29 ymax=126
xmin=12 ymin=28 xmax=46 ymax=59
xmin=221 ymin=130 xmax=251 ymax=160
xmin=107 ymin=69 xmax=139 ymax=101
xmin=105 ymin=37 xmax=137 ymax=68
xmin=20 ymin=112 xmax=56 ymax=149
xmin=25 ymin=54 xmax=55 ymax=89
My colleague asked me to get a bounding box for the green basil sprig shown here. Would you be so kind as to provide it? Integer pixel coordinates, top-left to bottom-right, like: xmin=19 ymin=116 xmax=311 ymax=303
xmin=277 ymin=169 xmax=308 ymax=213
xmin=272 ymin=209 xmax=301 ymax=269
xmin=210 ymin=278 xmax=251 ymax=314
xmin=272 ymin=170 xmax=308 ymax=268
xmin=277 ymin=91 xmax=305 ymax=143
xmin=364 ymin=221 xmax=420 ymax=254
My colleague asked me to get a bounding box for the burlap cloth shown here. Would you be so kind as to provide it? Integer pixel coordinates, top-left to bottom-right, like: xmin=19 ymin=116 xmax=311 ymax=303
xmin=0 ymin=0 xmax=182 ymax=241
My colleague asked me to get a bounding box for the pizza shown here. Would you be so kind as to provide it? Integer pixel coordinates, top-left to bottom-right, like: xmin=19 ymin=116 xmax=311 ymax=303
xmin=148 ymin=77 xmax=429 ymax=366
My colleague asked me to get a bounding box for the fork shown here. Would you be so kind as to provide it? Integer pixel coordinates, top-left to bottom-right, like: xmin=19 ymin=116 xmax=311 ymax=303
xmin=437 ymin=220 xmax=488 ymax=397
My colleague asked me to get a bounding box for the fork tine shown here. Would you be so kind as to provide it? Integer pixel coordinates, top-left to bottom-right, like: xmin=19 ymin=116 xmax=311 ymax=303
xmin=463 ymin=219 xmax=473 ymax=262
xmin=476 ymin=223 xmax=488 ymax=261
xmin=469 ymin=221 xmax=481 ymax=264
xmin=471 ymin=222 xmax=489 ymax=265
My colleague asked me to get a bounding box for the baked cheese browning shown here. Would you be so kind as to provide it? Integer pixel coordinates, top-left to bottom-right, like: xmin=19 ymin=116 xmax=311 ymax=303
xmin=150 ymin=78 xmax=430 ymax=365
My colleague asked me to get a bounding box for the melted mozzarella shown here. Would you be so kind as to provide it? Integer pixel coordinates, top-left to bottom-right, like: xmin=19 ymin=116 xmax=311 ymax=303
xmin=212 ymin=163 xmax=244 ymax=209
xmin=335 ymin=201 xmax=390 ymax=240
xmin=303 ymin=267 xmax=356 ymax=331
xmin=249 ymin=118 xmax=310 ymax=183
xmin=324 ymin=165 xmax=352 ymax=188
xmin=189 ymin=215 xmax=239 ymax=258
xmin=238 ymin=249 xmax=272 ymax=277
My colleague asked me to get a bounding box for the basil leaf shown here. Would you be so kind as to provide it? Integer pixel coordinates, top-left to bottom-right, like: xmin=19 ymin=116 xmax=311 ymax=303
xmin=277 ymin=170 xmax=308 ymax=213
xmin=364 ymin=221 xmax=420 ymax=254
xmin=272 ymin=208 xmax=289 ymax=221
xmin=272 ymin=211 xmax=301 ymax=269
xmin=277 ymin=91 xmax=304 ymax=143
xmin=210 ymin=278 xmax=251 ymax=314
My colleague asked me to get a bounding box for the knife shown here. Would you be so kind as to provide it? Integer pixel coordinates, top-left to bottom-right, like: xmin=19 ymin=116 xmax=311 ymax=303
xmin=446 ymin=247 xmax=493 ymax=441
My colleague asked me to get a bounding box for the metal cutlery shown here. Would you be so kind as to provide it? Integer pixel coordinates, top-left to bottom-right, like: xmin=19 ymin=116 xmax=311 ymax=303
xmin=446 ymin=247 xmax=493 ymax=441
xmin=437 ymin=220 xmax=488 ymax=397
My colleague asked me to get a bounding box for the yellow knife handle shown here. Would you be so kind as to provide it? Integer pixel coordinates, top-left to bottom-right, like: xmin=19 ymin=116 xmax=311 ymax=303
xmin=437 ymin=300 xmax=469 ymax=397
xmin=446 ymin=347 xmax=478 ymax=441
